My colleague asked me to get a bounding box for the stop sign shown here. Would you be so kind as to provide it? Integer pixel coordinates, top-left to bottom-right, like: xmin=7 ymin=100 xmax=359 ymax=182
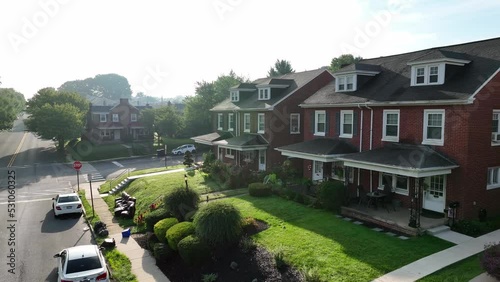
xmin=73 ymin=161 xmax=82 ymax=170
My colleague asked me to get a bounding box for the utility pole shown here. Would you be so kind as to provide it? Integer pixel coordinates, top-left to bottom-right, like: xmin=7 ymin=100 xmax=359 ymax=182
xmin=88 ymin=173 xmax=95 ymax=217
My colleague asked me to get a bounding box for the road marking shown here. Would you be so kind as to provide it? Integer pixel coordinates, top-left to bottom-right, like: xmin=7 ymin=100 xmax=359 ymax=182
xmin=0 ymin=197 xmax=52 ymax=205
xmin=7 ymin=131 xmax=28 ymax=167
xmin=112 ymin=161 xmax=124 ymax=167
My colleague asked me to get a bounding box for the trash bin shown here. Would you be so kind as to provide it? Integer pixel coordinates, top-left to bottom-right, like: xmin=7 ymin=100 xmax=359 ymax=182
xmin=122 ymin=228 xmax=131 ymax=238
xmin=157 ymin=149 xmax=165 ymax=157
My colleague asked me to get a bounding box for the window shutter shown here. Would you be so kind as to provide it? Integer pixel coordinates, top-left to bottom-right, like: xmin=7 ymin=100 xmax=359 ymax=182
xmin=325 ymin=112 xmax=330 ymax=136
xmin=335 ymin=111 xmax=341 ymax=136
xmin=353 ymin=111 xmax=359 ymax=136
xmin=310 ymin=111 xmax=315 ymax=133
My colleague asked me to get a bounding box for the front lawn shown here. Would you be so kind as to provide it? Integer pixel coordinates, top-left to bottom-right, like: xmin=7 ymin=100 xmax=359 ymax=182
xmin=418 ymin=254 xmax=483 ymax=281
xmin=68 ymin=140 xmax=152 ymax=161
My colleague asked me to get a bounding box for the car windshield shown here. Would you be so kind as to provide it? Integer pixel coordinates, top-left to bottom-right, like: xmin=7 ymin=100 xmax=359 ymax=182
xmin=66 ymin=256 xmax=102 ymax=274
xmin=59 ymin=196 xmax=79 ymax=203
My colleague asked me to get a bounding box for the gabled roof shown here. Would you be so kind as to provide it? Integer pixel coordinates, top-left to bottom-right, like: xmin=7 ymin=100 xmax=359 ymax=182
xmin=230 ymin=83 xmax=257 ymax=90
xmin=302 ymin=37 xmax=500 ymax=107
xmin=190 ymin=131 xmax=233 ymax=145
xmin=334 ymin=63 xmax=381 ymax=74
xmin=276 ymin=138 xmax=358 ymax=162
xmin=212 ymin=69 xmax=330 ymax=111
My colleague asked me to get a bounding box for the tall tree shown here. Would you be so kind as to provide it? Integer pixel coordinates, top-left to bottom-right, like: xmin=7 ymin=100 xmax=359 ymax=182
xmin=58 ymin=73 xmax=132 ymax=100
xmin=0 ymin=88 xmax=25 ymax=130
xmin=25 ymin=88 xmax=89 ymax=151
xmin=140 ymin=105 xmax=183 ymax=145
xmin=329 ymin=54 xmax=363 ymax=72
xmin=268 ymin=59 xmax=295 ymax=77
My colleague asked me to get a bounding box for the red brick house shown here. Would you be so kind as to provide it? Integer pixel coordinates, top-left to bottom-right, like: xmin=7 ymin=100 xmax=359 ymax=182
xmin=191 ymin=69 xmax=333 ymax=172
xmin=277 ymin=37 xmax=500 ymax=221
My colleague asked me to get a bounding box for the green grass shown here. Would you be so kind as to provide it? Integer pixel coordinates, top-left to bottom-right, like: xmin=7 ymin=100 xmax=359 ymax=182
xmin=79 ymin=191 xmax=101 ymax=237
xmin=418 ymin=254 xmax=483 ymax=281
xmin=67 ymin=140 xmax=153 ymax=161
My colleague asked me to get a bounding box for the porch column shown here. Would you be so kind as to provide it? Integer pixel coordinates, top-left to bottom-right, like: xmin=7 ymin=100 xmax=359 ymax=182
xmin=409 ymin=177 xmax=423 ymax=228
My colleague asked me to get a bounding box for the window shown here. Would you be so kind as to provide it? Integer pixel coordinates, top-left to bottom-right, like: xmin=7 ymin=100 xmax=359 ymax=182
xmin=487 ymin=167 xmax=500 ymax=189
xmin=423 ymin=110 xmax=445 ymax=146
xmin=411 ymin=64 xmax=443 ymax=86
xmin=379 ymin=173 xmax=409 ymax=195
xmin=395 ymin=175 xmax=409 ymax=194
xmin=429 ymin=66 xmax=439 ymax=83
xmin=492 ymin=111 xmax=500 ymax=144
xmin=244 ymin=113 xmax=250 ymax=132
xmin=99 ymin=114 xmax=107 ymax=122
xmin=112 ymin=114 xmax=119 ymax=122
xmin=131 ymin=114 xmax=137 ymax=122
xmin=340 ymin=110 xmax=353 ymax=138
xmin=217 ymin=113 xmax=223 ymax=130
xmin=426 ymin=175 xmax=445 ymax=197
xmin=416 ymin=67 xmax=425 ymax=84
xmin=225 ymin=148 xmax=234 ymax=159
xmin=314 ymin=110 xmax=326 ymax=136
xmin=242 ymin=151 xmax=254 ymax=163
xmin=228 ymin=113 xmax=234 ymax=131
xmin=100 ymin=129 xmax=110 ymax=136
xmin=290 ymin=113 xmax=300 ymax=134
xmin=230 ymin=90 xmax=239 ymax=102
xmin=331 ymin=161 xmax=354 ymax=183
xmin=257 ymin=113 xmax=265 ymax=133
xmin=336 ymin=75 xmax=356 ymax=91
xmin=258 ymin=88 xmax=270 ymax=100
xmin=382 ymin=110 xmax=399 ymax=142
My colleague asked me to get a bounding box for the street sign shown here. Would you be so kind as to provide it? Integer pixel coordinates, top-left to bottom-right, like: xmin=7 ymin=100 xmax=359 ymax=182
xmin=73 ymin=161 xmax=82 ymax=170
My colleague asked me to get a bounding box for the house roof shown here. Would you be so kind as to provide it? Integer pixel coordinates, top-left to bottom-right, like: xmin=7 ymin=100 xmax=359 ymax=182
xmin=337 ymin=143 xmax=458 ymax=178
xmin=303 ymin=37 xmax=500 ymax=106
xmin=334 ymin=63 xmax=381 ymax=74
xmin=190 ymin=131 xmax=233 ymax=145
xmin=275 ymin=138 xmax=358 ymax=162
xmin=212 ymin=68 xmax=330 ymax=111
xmin=214 ymin=134 xmax=268 ymax=151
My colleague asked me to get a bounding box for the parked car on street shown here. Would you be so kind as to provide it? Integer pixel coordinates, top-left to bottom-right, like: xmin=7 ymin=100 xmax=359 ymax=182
xmin=52 ymin=193 xmax=83 ymax=218
xmin=171 ymin=144 xmax=196 ymax=155
xmin=54 ymin=244 xmax=109 ymax=282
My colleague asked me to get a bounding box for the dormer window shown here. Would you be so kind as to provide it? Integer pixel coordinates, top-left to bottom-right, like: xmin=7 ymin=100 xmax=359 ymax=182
xmin=230 ymin=91 xmax=239 ymax=102
xmin=411 ymin=64 xmax=444 ymax=86
xmin=258 ymin=88 xmax=270 ymax=100
xmin=336 ymin=75 xmax=356 ymax=92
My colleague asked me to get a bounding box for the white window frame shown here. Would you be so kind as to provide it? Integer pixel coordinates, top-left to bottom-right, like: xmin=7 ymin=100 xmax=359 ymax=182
xmin=290 ymin=113 xmax=300 ymax=134
xmin=336 ymin=75 xmax=356 ymax=92
xmin=487 ymin=167 xmax=500 ymax=190
xmin=258 ymin=88 xmax=270 ymax=100
xmin=217 ymin=113 xmax=223 ymax=130
xmin=382 ymin=110 xmax=400 ymax=142
xmin=131 ymin=113 xmax=137 ymax=122
xmin=257 ymin=113 xmax=265 ymax=133
xmin=230 ymin=90 xmax=239 ymax=102
xmin=411 ymin=64 xmax=445 ymax=86
xmin=423 ymin=109 xmax=445 ymax=146
xmin=99 ymin=114 xmax=107 ymax=122
xmin=228 ymin=113 xmax=234 ymax=131
xmin=112 ymin=114 xmax=119 ymax=122
xmin=340 ymin=110 xmax=353 ymax=138
xmin=331 ymin=161 xmax=354 ymax=183
xmin=243 ymin=113 xmax=251 ymax=133
xmin=100 ymin=129 xmax=110 ymax=136
xmin=492 ymin=110 xmax=500 ymax=146
xmin=378 ymin=172 xmax=409 ymax=196
xmin=225 ymin=148 xmax=234 ymax=159
xmin=314 ymin=110 xmax=326 ymax=136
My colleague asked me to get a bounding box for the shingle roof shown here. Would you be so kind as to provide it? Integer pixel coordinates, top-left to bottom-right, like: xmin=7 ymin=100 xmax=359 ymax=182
xmin=277 ymin=138 xmax=358 ymax=156
xmin=215 ymin=134 xmax=268 ymax=149
xmin=334 ymin=63 xmax=381 ymax=74
xmin=303 ymin=37 xmax=500 ymax=106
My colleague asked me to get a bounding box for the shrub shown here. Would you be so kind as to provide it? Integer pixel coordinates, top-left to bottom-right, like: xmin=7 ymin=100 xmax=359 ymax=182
xmin=480 ymin=242 xmax=500 ymax=280
xmin=201 ymin=150 xmax=216 ymax=173
xmin=146 ymin=232 xmax=159 ymax=251
xmin=177 ymin=235 xmax=211 ymax=266
xmin=273 ymin=246 xmax=287 ymax=271
xmin=202 ymin=273 xmax=218 ymax=282
xmin=163 ymin=186 xmax=199 ymax=221
xmin=241 ymin=217 xmax=258 ymax=234
xmin=302 ymin=266 xmax=323 ymax=282
xmin=194 ymin=201 xmax=243 ymax=248
xmin=451 ymin=219 xmax=496 ymax=237
xmin=144 ymin=208 xmax=171 ymax=231
xmin=166 ymin=222 xmax=195 ymax=251
xmin=285 ymin=188 xmax=297 ymax=200
xmin=153 ymin=243 xmax=174 ymax=262
xmin=294 ymin=192 xmax=305 ymax=204
xmin=317 ymin=180 xmax=346 ymax=212
xmin=248 ymin=182 xmax=272 ymax=197
xmin=239 ymin=235 xmax=256 ymax=253
xmin=153 ymin=218 xmax=179 ymax=243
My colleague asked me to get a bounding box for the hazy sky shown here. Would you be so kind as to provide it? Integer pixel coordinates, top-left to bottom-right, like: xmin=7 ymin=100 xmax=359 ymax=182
xmin=1 ymin=0 xmax=499 ymax=100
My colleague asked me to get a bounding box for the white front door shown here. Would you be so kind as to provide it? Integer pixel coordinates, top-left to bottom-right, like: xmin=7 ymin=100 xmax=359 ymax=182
xmin=312 ymin=161 xmax=323 ymax=181
xmin=114 ymin=129 xmax=121 ymax=140
xmin=258 ymin=150 xmax=266 ymax=171
xmin=423 ymin=175 xmax=446 ymax=213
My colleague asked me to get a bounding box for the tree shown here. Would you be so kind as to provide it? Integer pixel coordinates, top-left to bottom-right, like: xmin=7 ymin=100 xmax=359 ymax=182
xmin=0 ymin=88 xmax=25 ymax=130
xmin=25 ymin=88 xmax=89 ymax=151
xmin=268 ymin=59 xmax=295 ymax=77
xmin=140 ymin=105 xmax=183 ymax=146
xmin=329 ymin=54 xmax=363 ymax=72
xmin=183 ymin=151 xmax=194 ymax=167
xmin=58 ymin=73 xmax=132 ymax=100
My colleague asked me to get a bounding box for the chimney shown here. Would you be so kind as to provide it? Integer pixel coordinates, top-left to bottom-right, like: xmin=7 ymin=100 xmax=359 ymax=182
xmin=120 ymin=98 xmax=128 ymax=105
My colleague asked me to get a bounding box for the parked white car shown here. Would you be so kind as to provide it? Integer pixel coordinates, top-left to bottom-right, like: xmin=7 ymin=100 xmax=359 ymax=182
xmin=54 ymin=244 xmax=109 ymax=282
xmin=52 ymin=193 xmax=83 ymax=218
xmin=171 ymin=144 xmax=196 ymax=155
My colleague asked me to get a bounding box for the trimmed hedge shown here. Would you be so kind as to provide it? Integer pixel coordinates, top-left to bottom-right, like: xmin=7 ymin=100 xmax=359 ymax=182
xmin=153 ymin=243 xmax=174 ymax=262
xmin=193 ymin=201 xmax=242 ymax=248
xmin=166 ymin=222 xmax=195 ymax=251
xmin=154 ymin=218 xmax=179 ymax=243
xmin=177 ymin=235 xmax=211 ymax=266
xmin=145 ymin=208 xmax=171 ymax=231
xmin=163 ymin=186 xmax=200 ymax=221
xmin=248 ymin=182 xmax=272 ymax=197
xmin=317 ymin=180 xmax=346 ymax=212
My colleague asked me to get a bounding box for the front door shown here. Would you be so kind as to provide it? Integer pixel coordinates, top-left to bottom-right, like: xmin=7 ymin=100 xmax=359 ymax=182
xmin=114 ymin=129 xmax=121 ymax=140
xmin=312 ymin=161 xmax=323 ymax=182
xmin=423 ymin=175 xmax=446 ymax=213
xmin=258 ymin=150 xmax=266 ymax=171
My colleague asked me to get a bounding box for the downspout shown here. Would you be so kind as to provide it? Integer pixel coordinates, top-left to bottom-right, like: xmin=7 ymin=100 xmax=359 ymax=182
xmin=357 ymin=104 xmax=364 ymax=188
xmin=364 ymin=104 xmax=374 ymax=191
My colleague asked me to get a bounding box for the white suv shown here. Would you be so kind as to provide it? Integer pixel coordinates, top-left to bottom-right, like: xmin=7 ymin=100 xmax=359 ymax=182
xmin=171 ymin=144 xmax=196 ymax=155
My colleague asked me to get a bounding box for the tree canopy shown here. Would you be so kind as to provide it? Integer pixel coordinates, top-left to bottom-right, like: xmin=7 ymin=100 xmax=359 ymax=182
xmin=141 ymin=105 xmax=183 ymax=143
xmin=58 ymin=73 xmax=132 ymax=100
xmin=329 ymin=54 xmax=363 ymax=72
xmin=0 ymin=88 xmax=25 ymax=130
xmin=268 ymin=59 xmax=295 ymax=77
xmin=25 ymin=88 xmax=89 ymax=151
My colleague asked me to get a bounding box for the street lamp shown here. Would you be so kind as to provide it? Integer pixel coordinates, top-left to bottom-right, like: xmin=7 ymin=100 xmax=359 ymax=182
xmin=184 ymin=174 xmax=188 ymax=190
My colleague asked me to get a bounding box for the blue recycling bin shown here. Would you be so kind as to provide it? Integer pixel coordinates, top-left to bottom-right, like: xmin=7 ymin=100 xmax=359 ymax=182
xmin=122 ymin=228 xmax=131 ymax=238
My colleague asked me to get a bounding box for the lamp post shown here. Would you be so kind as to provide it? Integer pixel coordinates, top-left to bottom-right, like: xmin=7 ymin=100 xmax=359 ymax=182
xmin=184 ymin=174 xmax=188 ymax=190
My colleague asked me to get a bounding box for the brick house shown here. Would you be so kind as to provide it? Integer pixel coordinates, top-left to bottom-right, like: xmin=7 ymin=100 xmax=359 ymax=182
xmin=191 ymin=69 xmax=333 ymax=172
xmin=276 ymin=37 xmax=500 ymax=221
xmin=86 ymin=98 xmax=152 ymax=142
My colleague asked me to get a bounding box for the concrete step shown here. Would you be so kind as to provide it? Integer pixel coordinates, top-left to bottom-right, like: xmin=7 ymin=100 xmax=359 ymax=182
xmin=427 ymin=225 xmax=450 ymax=235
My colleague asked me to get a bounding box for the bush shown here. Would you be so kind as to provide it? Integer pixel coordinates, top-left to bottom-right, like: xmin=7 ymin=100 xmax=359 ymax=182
xmin=163 ymin=186 xmax=199 ymax=221
xmin=452 ymin=219 xmax=496 ymax=237
xmin=146 ymin=232 xmax=159 ymax=251
xmin=153 ymin=243 xmax=174 ymax=262
xmin=294 ymin=192 xmax=305 ymax=204
xmin=166 ymin=222 xmax=195 ymax=251
xmin=194 ymin=201 xmax=243 ymax=248
xmin=317 ymin=180 xmax=346 ymax=212
xmin=202 ymin=273 xmax=218 ymax=282
xmin=273 ymin=247 xmax=287 ymax=271
xmin=177 ymin=235 xmax=211 ymax=266
xmin=480 ymin=242 xmax=500 ymax=280
xmin=144 ymin=208 xmax=171 ymax=231
xmin=239 ymin=235 xmax=256 ymax=253
xmin=153 ymin=218 xmax=179 ymax=243
xmin=241 ymin=217 xmax=258 ymax=234
xmin=248 ymin=182 xmax=272 ymax=197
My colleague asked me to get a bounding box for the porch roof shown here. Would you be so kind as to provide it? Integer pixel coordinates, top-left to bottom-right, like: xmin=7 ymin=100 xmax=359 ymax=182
xmin=214 ymin=134 xmax=268 ymax=151
xmin=275 ymin=138 xmax=358 ymax=162
xmin=337 ymin=143 xmax=459 ymax=178
xmin=191 ymin=131 xmax=233 ymax=145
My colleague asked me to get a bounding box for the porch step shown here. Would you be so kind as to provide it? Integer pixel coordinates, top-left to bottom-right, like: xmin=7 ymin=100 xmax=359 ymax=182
xmin=427 ymin=225 xmax=450 ymax=235
xmin=427 ymin=225 xmax=474 ymax=244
